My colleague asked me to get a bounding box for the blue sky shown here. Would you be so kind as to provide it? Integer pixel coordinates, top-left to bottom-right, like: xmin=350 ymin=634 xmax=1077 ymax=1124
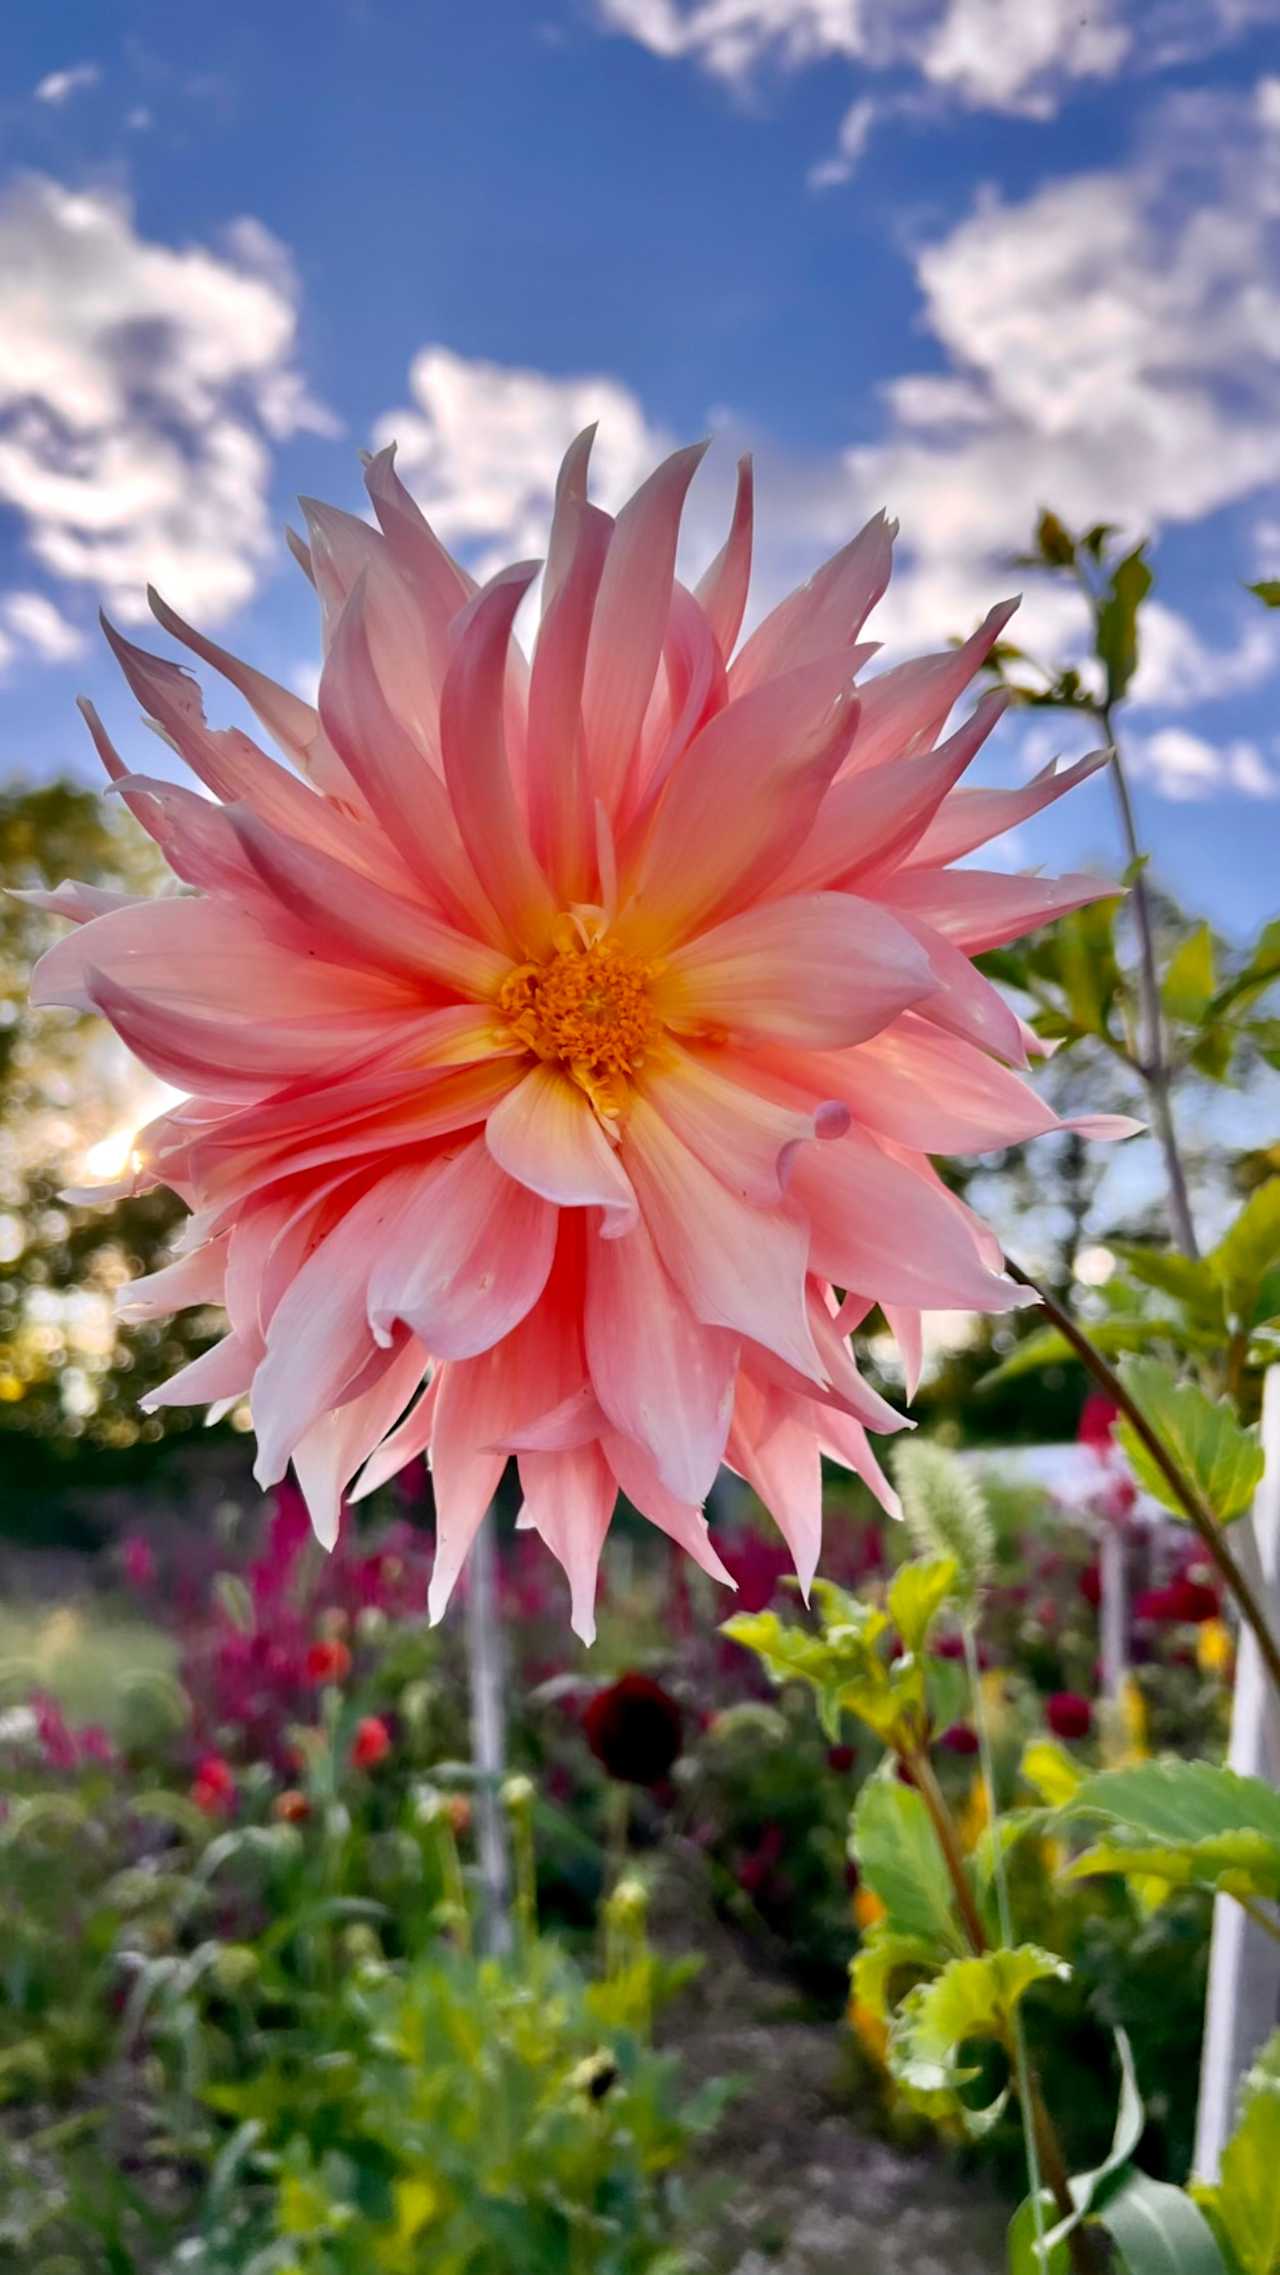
xmin=1 ymin=0 xmax=1278 ymax=928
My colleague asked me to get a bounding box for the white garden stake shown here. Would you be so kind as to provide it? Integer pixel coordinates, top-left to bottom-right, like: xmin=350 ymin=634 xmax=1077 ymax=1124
xmin=1193 ymin=1366 xmax=1280 ymax=2179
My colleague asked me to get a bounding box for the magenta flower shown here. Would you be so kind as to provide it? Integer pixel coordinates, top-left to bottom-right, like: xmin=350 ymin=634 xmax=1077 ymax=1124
xmin=32 ymin=436 xmax=1132 ymax=1638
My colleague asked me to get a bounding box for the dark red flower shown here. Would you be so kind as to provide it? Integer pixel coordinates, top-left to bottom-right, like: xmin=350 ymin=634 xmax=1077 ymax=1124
xmin=191 ymin=1752 xmax=236 ymax=1815
xmin=1045 ymin=1692 xmax=1092 ymax=1742
xmin=1079 ymin=1562 xmax=1102 ymax=1610
xmin=351 ymin=1716 xmax=391 ymax=1770
xmin=583 ymin=1674 xmax=683 ymax=1787
xmin=940 ymin=1723 xmax=980 ymax=1755
xmin=1078 ymin=1393 xmax=1120 ymax=1453
xmin=304 ymin=1637 xmax=353 ymax=1686
xmin=274 ymin=1788 xmax=311 ymax=1823
xmin=1135 ymin=1577 xmax=1220 ymax=1626
xmin=826 ymin=1744 xmax=856 ymax=1774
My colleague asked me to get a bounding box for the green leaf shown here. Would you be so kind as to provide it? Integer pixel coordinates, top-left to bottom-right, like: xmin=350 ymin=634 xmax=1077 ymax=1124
xmin=851 ymin=1775 xmax=963 ymax=1952
xmin=1211 ymin=1182 xmax=1280 ymax=1331
xmin=1034 ymin=509 xmax=1078 ymax=567
xmin=1212 ymin=920 xmax=1280 ymax=1019
xmin=1249 ymin=580 xmax=1280 ymax=609
xmin=1096 ymin=545 xmax=1153 ymax=703
xmin=1008 ymin=2193 xmax=1070 ymax=2272
xmin=724 ymin=1596 xmax=896 ymax=1743
xmin=1069 ymin=1759 xmax=1280 ymax=1850
xmin=1068 ymin=1829 xmax=1280 ymax=1904
xmin=979 ymin=1316 xmax=1196 ymax=1391
xmin=1163 ymin=925 xmax=1218 ymax=1023
xmin=1021 ymin=1738 xmax=1086 ymax=1808
xmin=1207 ymin=2085 xmax=1280 ymax=2274
xmin=1055 ymin=899 xmax=1123 ymax=1038
xmin=1099 ymin=2171 xmax=1229 ymax=2274
xmin=1040 ymin=2031 xmax=1146 ymax=2257
xmin=888 ymin=1554 xmax=959 ymax=1655
xmin=850 ymin=1926 xmax=939 ymax=2022
xmin=1116 ymin=1354 xmax=1264 ymax=1522
xmin=1110 ymin=1244 xmax=1224 ymax=1326
xmin=889 ymin=1946 xmax=1070 ymax=2111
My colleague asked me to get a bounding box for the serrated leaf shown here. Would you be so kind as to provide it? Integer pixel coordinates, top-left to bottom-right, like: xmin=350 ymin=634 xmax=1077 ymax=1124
xmin=724 ymin=1597 xmax=897 ymax=1743
xmin=890 ymin=1946 xmax=1069 ymax=2118
xmin=850 ymin=1925 xmax=938 ymax=2022
xmin=851 ymin=1775 xmax=963 ymax=1952
xmin=1096 ymin=546 xmax=1153 ymax=703
xmin=1068 ymin=1829 xmax=1280 ymax=1904
xmin=1022 ymin=1738 xmax=1086 ymax=1808
xmin=1163 ymin=925 xmax=1217 ymax=1023
xmin=888 ymin=1554 xmax=959 ymax=1655
xmin=1100 ymin=2171 xmax=1228 ymax=2274
xmin=1116 ymin=1354 xmax=1264 ymax=1522
xmin=1068 ymin=1759 xmax=1280 ymax=1850
xmin=1210 ymin=1182 xmax=1280 ymax=1331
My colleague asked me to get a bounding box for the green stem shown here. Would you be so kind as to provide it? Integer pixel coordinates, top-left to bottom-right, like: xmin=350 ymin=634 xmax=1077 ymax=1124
xmin=963 ymin=1624 xmax=1048 ymax=2268
xmin=1005 ymin=1257 xmax=1280 ymax=1703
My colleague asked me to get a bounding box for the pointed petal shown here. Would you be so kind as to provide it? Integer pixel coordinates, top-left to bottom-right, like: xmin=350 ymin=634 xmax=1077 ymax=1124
xmin=517 ymin=1441 xmax=617 ymax=1643
xmin=527 ymin=500 xmax=611 ymax=899
xmin=367 ymin=1139 xmax=557 ymax=1359
xmin=602 ymin=1429 xmax=736 ymax=1585
xmin=581 ymin=442 xmax=707 ymax=813
xmin=638 ymin=1043 xmax=848 ymax=1208
xmin=147 ymin=586 xmax=355 ymax=800
xmin=728 ymin=1375 xmax=824 ymax=1596
xmin=485 ymin=1064 xmax=639 ymax=1231
xmin=660 ymin=891 xmax=936 ymax=1049
xmin=585 ymin=1212 xmax=737 ymax=1504
xmin=694 ymin=453 xmax=753 ymax=663
xmin=349 ymin=1372 xmax=438 ymax=1501
xmin=293 ymin=1337 xmax=426 ymax=1550
xmin=840 ymin=600 xmax=1018 ymax=777
xmin=906 ymin=748 xmax=1109 ymax=869
xmin=789 ymin=1123 xmax=1031 ymax=1313
xmin=877 ymin=867 xmax=1117 ymax=955
xmin=440 ymin=564 xmax=559 ymax=951
xmin=729 ymin=511 xmax=894 ymax=698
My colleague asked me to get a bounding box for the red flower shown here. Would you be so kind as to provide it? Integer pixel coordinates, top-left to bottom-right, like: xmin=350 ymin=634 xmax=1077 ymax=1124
xmin=1135 ymin=1577 xmax=1220 ymax=1626
xmin=940 ymin=1723 xmax=980 ymax=1755
xmin=1079 ymin=1562 xmax=1102 ymax=1610
xmin=583 ymin=1674 xmax=683 ymax=1787
xmin=1078 ymin=1393 xmax=1120 ymax=1453
xmin=351 ymin=1716 xmax=391 ymax=1770
xmin=305 ymin=1638 xmax=353 ymax=1686
xmin=274 ymin=1788 xmax=311 ymax=1823
xmin=1045 ymin=1692 xmax=1092 ymax=1742
xmin=826 ymin=1744 xmax=856 ymax=1774
xmin=191 ymin=1752 xmax=236 ymax=1815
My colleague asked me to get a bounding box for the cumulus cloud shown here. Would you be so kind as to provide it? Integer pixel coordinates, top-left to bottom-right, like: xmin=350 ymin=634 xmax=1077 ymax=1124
xmin=0 ymin=176 xmax=336 ymax=625
xmin=1134 ymin=727 xmax=1280 ymax=801
xmin=34 ymin=62 xmax=100 ymax=107
xmin=0 ymin=591 xmax=84 ymax=665
xmin=594 ymin=0 xmax=1267 ymax=118
xmin=372 ymin=346 xmax=675 ymax=574
xmin=831 ymin=82 xmax=1280 ymax=685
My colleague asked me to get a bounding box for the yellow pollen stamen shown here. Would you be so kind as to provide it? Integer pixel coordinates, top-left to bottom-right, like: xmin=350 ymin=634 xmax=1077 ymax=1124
xmin=499 ymin=936 xmax=658 ymax=1120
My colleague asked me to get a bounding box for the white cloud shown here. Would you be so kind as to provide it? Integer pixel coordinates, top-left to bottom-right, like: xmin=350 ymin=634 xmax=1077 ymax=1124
xmin=1134 ymin=726 xmax=1280 ymax=801
xmin=829 ymin=84 xmax=1280 ymax=682
xmin=0 ymin=591 xmax=84 ymax=664
xmin=372 ymin=345 xmax=674 ymax=574
xmin=0 ymin=176 xmax=336 ymax=625
xmin=807 ymin=96 xmax=876 ymax=190
xmin=34 ymin=63 xmax=100 ymax=107
xmin=594 ymin=0 xmax=1266 ymax=117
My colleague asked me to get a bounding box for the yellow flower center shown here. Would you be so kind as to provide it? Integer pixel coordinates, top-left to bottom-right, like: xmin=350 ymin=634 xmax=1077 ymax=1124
xmin=499 ymin=927 xmax=658 ymax=1121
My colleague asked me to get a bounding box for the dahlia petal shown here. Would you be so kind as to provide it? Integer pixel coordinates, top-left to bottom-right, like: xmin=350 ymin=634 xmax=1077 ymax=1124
xmin=778 ymin=690 xmax=1011 ymax=895
xmin=543 ymin=424 xmax=600 ymax=610
xmin=116 ymin=1238 xmax=228 ymax=1322
xmin=517 ymin=1440 xmax=616 ymax=1644
xmin=660 ymin=891 xmax=936 ymax=1049
xmin=621 ymin=579 xmax=728 ymax=834
xmin=104 ymin=774 xmax=266 ymax=902
xmin=790 ymin=1123 xmax=1029 ymax=1313
xmin=884 ymin=909 xmax=1031 ymax=1066
xmin=906 ymin=749 xmax=1109 ymax=869
xmin=292 ymin=1335 xmax=427 ymax=1551
xmin=813 ymin=1402 xmax=903 ymax=1521
xmin=426 ymin=1365 xmax=508 ymax=1626
xmin=363 ymin=443 xmax=475 ymax=691
xmin=728 ymin=1375 xmax=824 ymax=1597
xmin=527 ymin=498 xmax=610 ymax=898
xmin=12 ymin=877 xmax=140 ymax=924
xmin=230 ymin=805 xmax=512 ymax=997
xmin=495 ymin=1383 xmax=605 ymax=1453
xmin=485 ymin=1065 xmax=639 ymax=1232
xmin=349 ymin=1372 xmax=438 ymax=1502
xmin=729 ymin=510 xmax=894 ymax=699
xmin=439 ymin=564 xmax=559 ymax=951
xmin=367 ymin=1138 xmax=557 ymax=1359
xmin=298 ymin=497 xmax=386 ymax=637
xmin=841 ymin=600 xmax=1018 ymax=777
xmin=624 ymin=652 xmax=860 ymax=948
xmin=146 ymin=587 xmax=355 ymax=801
xmin=816 ymin=1017 xmax=1140 ymax=1153
xmin=581 ymin=441 xmax=707 ymax=813
xmin=251 ymin=1166 xmax=421 ymax=1485
xmin=602 ymin=1429 xmax=736 ymax=1586
xmin=319 ymin=576 xmax=504 ymax=940
xmin=585 ymin=1212 xmax=737 ymax=1504
xmin=878 ymin=867 xmax=1117 ymax=955
xmin=881 ymin=1303 xmax=925 ymax=1400
xmin=638 ymin=1044 xmax=847 ymax=1208
xmin=140 ymin=1329 xmax=258 ymax=1412
xmin=694 ymin=452 xmax=753 ymax=664
xmin=621 ymin=1094 xmax=823 ymax=1381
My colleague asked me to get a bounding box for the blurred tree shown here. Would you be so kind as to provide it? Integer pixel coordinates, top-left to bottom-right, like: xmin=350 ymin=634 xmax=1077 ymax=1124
xmin=0 ymin=780 xmax=220 ymax=1519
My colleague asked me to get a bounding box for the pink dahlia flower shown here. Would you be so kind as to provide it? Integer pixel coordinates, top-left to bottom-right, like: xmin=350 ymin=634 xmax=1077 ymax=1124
xmin=30 ymin=435 xmax=1134 ymax=1638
